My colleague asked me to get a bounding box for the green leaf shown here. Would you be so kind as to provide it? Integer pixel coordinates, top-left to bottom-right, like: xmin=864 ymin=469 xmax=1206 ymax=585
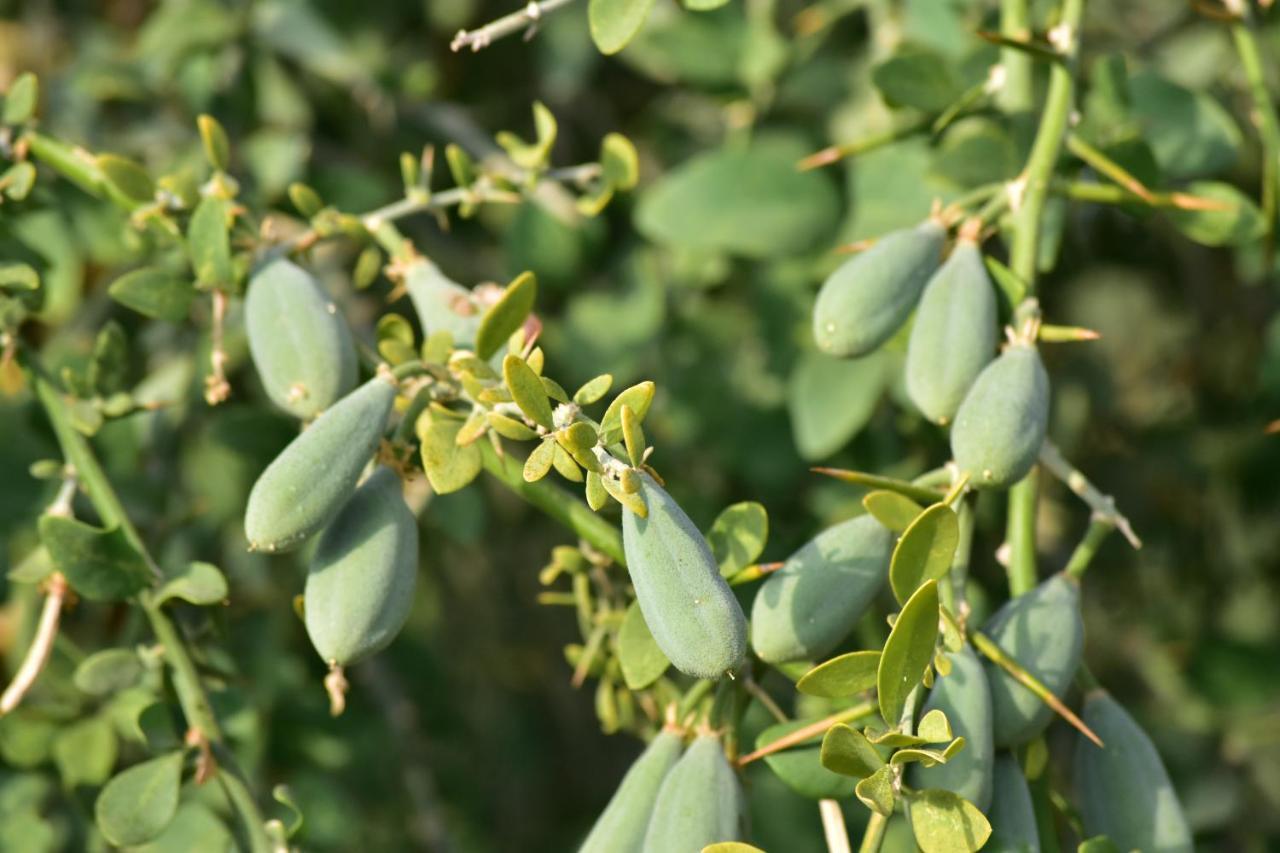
xmin=573 ymin=374 xmax=614 ymax=405
xmin=588 ymin=0 xmax=656 ymax=55
xmin=856 ymin=765 xmax=897 ymax=816
xmin=187 ymin=196 xmax=234 ymax=290
xmin=636 ymin=135 xmax=840 ymax=258
xmin=97 ymin=155 xmax=155 ymax=204
xmin=617 ymin=601 xmax=670 ymax=689
xmin=684 ymin=0 xmax=731 ymax=8
xmin=487 ymin=412 xmax=539 ymax=441
xmin=878 ymin=579 xmax=940 ymax=725
xmin=445 ymin=143 xmax=475 ymax=188
xmin=890 ymin=745 xmax=951 ymax=767
xmin=797 ymin=650 xmax=882 ymax=698
xmin=420 ymin=417 xmax=482 ymax=494
xmin=94 ymin=751 xmax=184 ymax=847
xmin=0 ymin=262 xmax=40 ymax=292
xmin=1127 ymin=71 xmax=1241 ymax=180
xmin=863 ymin=490 xmax=924 ymax=533
xmin=503 ymin=354 xmax=555 ymax=430
xmin=788 ymin=351 xmax=887 ymax=461
xmin=132 ymin=803 xmax=235 ymax=853
xmin=523 ymin=439 xmax=557 ymax=483
xmin=889 ymin=504 xmax=959 ymax=604
xmin=3 ymin=72 xmax=39 ymax=124
xmin=820 ymin=723 xmax=885 ymax=779
xmin=89 ymin=321 xmax=129 ymax=395
xmin=601 ymin=133 xmax=640 ymax=190
xmin=871 ymin=48 xmax=958 ymax=113
xmin=108 ymin=267 xmax=196 ymax=322
xmin=197 ymin=115 xmax=231 ymax=171
xmin=39 ymin=515 xmax=152 ymax=601
xmin=599 ymin=381 xmax=655 ymax=445
xmin=702 ymin=844 xmax=766 ymax=853
xmin=2 ymin=161 xmax=37 ymax=201
xmin=620 ymin=404 xmax=645 ymax=466
xmin=1077 ymin=837 xmax=1121 ymax=853
xmin=759 ymin=718 xmax=856 ymax=800
xmin=585 ymin=471 xmax=609 ymax=511
xmin=916 ymin=708 xmax=953 ymax=743
xmin=1167 ymin=182 xmax=1266 ymax=247
xmin=476 ymin=272 xmax=537 ymax=360
xmin=908 ymin=789 xmax=992 ymax=853
xmin=707 ymin=501 xmax=768 ymax=578
xmin=156 ymin=561 xmax=228 ymax=606
xmin=54 ymin=717 xmax=118 ymax=788
xmin=74 ymin=648 xmax=144 ymax=696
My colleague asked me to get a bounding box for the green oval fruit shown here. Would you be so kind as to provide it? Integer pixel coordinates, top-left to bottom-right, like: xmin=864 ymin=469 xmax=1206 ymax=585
xmin=750 ymin=515 xmax=892 ymax=663
xmin=245 ymin=258 xmax=357 ymax=420
xmin=949 ymin=343 xmax=1050 ymax=489
xmin=905 ymin=240 xmax=998 ymax=425
xmin=982 ymin=573 xmax=1083 ymax=748
xmin=812 ymin=220 xmax=946 ymax=358
xmin=641 ymin=733 xmax=745 ymax=853
xmin=244 ymin=377 xmax=396 ymax=553
xmin=986 ymin=753 xmax=1039 ymax=852
xmin=304 ymin=468 xmax=418 ymax=666
xmin=1074 ymin=691 xmax=1193 ymax=853
xmin=907 ymin=644 xmax=994 ymax=811
xmin=579 ymin=729 xmax=684 ymax=853
xmin=621 ymin=475 xmax=748 ymax=680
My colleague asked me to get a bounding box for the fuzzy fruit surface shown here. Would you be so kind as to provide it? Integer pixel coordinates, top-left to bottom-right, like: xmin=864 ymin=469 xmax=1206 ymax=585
xmin=950 ymin=343 xmax=1050 ymax=489
xmin=1075 ymin=691 xmax=1193 ymax=853
xmin=905 ymin=240 xmax=998 ymax=425
xmin=982 ymin=573 xmax=1083 ymax=747
xmin=986 ymin=752 xmax=1040 ymax=852
xmin=579 ymin=730 xmax=683 ymax=853
xmin=641 ymin=734 xmax=744 ymax=853
xmin=244 ymin=377 xmax=395 ymax=553
xmin=750 ymin=514 xmax=892 ymax=663
xmin=245 ymin=258 xmax=358 ymax=420
xmin=621 ymin=474 xmax=748 ymax=680
xmin=305 ymin=467 xmax=418 ymax=666
xmin=812 ymin=220 xmax=945 ymax=358
xmin=907 ymin=643 xmax=995 ymax=811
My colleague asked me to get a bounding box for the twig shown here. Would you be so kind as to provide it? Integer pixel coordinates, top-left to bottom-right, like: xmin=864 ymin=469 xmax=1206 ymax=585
xmin=450 ymin=0 xmax=579 ymax=53
xmin=0 ymin=573 xmax=68 ymax=715
xmin=820 ymin=798 xmax=853 ymax=853
xmin=737 ymin=701 xmax=877 ymax=766
xmin=204 ymin=289 xmax=231 ymax=406
xmin=1038 ymin=440 xmax=1141 ymax=549
xmin=743 ymin=678 xmax=788 ymax=724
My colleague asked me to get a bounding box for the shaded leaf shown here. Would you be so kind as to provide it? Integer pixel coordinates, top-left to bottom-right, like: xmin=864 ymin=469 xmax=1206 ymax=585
xmin=156 ymin=561 xmax=227 ymax=606
xmin=1167 ymin=181 xmax=1265 ymax=247
xmin=39 ymin=515 xmax=151 ymax=601
xmin=759 ymin=718 xmax=856 ymax=800
xmin=788 ymin=351 xmax=886 ymax=460
xmin=108 ymin=268 xmax=196 ymax=322
xmin=74 ymin=648 xmax=144 ymax=696
xmin=617 ymin=601 xmax=670 ymax=689
xmin=872 ymin=48 xmax=958 ymax=113
xmin=54 ymin=717 xmax=118 ymax=788
xmin=820 ymin=723 xmax=885 ymax=779
xmin=94 ymin=751 xmax=183 ymax=847
xmin=878 ymin=580 xmax=940 ymax=725
xmin=707 ymin=501 xmax=768 ymax=578
xmin=863 ymin=490 xmax=924 ymax=533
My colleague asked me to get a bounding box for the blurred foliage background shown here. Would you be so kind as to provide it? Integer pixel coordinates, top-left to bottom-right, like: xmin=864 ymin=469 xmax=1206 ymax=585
xmin=1 ymin=0 xmax=1279 ymax=850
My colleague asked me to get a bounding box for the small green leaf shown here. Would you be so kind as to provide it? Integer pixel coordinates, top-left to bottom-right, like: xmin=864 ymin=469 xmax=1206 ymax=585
xmin=523 ymin=439 xmax=557 ymax=483
xmin=1077 ymin=837 xmax=1121 ymax=853
xmin=551 ymin=443 xmax=584 ymax=482
xmin=156 ymin=562 xmax=227 ymax=606
xmin=288 ymin=182 xmax=324 ymax=218
xmin=476 ymin=271 xmax=537 ymax=360
xmin=863 ymin=491 xmax=924 ymax=533
xmin=2 ymin=161 xmax=36 ymax=201
xmin=108 ymin=267 xmax=196 ymax=322
xmin=7 ymin=546 xmax=53 ymax=584
xmin=871 ymin=48 xmax=958 ymax=113
xmin=54 ymin=717 xmax=118 ymax=788
xmin=197 ymin=115 xmax=231 ymax=171
xmin=1167 ymin=181 xmax=1266 ymax=247
xmin=878 ymin=580 xmax=940 ymax=725
xmin=39 ymin=515 xmax=152 ymax=601
xmin=908 ymin=789 xmax=992 ymax=853
xmin=916 ymin=708 xmax=953 ymax=743
xmin=588 ymin=0 xmax=656 ymax=54
xmin=620 ymin=404 xmax=645 ymax=466
xmin=820 ymin=724 xmax=885 ymax=778
xmin=702 ymin=844 xmax=766 ymax=853
xmin=599 ymin=381 xmax=655 ymax=444
xmin=74 ymin=648 xmax=144 ymax=696
xmin=759 ymin=718 xmax=856 ymax=800
xmin=585 ymin=471 xmax=609 ymax=511
xmin=602 ymin=474 xmax=647 ymax=517
xmin=503 ymin=354 xmax=555 ymax=430
xmin=706 ymin=501 xmax=768 ymax=578
xmin=573 ymin=374 xmax=613 ymax=405
xmin=445 ymin=144 xmax=475 ymax=188
xmin=420 ymin=417 xmax=482 ymax=494
xmin=797 ymin=650 xmax=881 ymax=698
xmin=855 ymin=765 xmax=897 ymax=816
xmin=270 ymin=784 xmax=304 ymax=839
xmin=889 ymin=504 xmax=959 ymax=604
xmin=94 ymin=751 xmax=184 ymax=847
xmin=890 ymin=745 xmax=951 ymax=767
xmin=3 ymin=72 xmax=39 ymax=124
xmin=188 ymin=196 xmax=234 ymax=289
xmin=864 ymin=727 xmax=933 ymax=748
xmin=601 ymin=133 xmax=640 ymax=190
xmin=487 ymin=412 xmax=539 ymax=441
xmin=617 ymin=601 xmax=670 ymax=690
xmin=97 ymin=154 xmax=155 ymax=204
xmin=0 ymin=262 xmax=39 ymax=292
xmin=376 ymin=314 xmax=417 ymax=365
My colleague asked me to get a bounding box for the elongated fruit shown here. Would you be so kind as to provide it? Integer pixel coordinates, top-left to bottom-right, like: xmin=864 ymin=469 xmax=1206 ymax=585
xmin=641 ymin=733 xmax=745 ymax=853
xmin=986 ymin=753 xmax=1039 ymax=852
xmin=950 ymin=342 xmax=1050 ymax=489
xmin=1074 ymin=690 xmax=1193 ymax=853
xmin=245 ymin=258 xmax=358 ymax=420
xmin=905 ymin=240 xmax=998 ymax=425
xmin=579 ymin=729 xmax=684 ymax=853
xmin=982 ymin=573 xmax=1083 ymax=747
xmin=812 ymin=220 xmax=945 ymax=358
xmin=621 ymin=474 xmax=747 ymax=680
xmin=244 ymin=377 xmax=396 ymax=552
xmin=304 ymin=468 xmax=418 ymax=666
xmin=750 ymin=515 xmax=892 ymax=663
xmin=907 ymin=644 xmax=994 ymax=811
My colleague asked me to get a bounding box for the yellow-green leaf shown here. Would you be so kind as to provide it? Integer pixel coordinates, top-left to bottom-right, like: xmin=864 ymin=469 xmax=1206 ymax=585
xmin=503 ymin=354 xmax=554 ymax=429
xmin=600 ymin=381 xmax=654 ymax=444
xmin=94 ymin=751 xmax=183 ymax=846
xmin=863 ymin=490 xmax=924 ymax=533
xmin=588 ymin=0 xmax=656 ymax=55
xmin=523 ymin=439 xmax=556 ymax=483
xmin=820 ymin=723 xmax=885 ymax=778
xmin=908 ymin=789 xmax=992 ymax=853
xmin=889 ymin=505 xmax=959 ymax=604
xmin=421 ymin=417 xmax=482 ymax=494
xmin=878 ymin=579 xmax=940 ymax=725
xmin=796 ymin=650 xmax=881 ymax=698
xmin=475 ymin=271 xmax=536 ymax=360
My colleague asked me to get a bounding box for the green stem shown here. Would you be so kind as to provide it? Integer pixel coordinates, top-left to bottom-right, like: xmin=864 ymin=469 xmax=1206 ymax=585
xmin=1229 ymin=11 xmax=1280 ymax=260
xmin=23 ymin=132 xmax=140 ymax=212
xmin=1063 ymin=518 xmax=1114 ymax=579
xmin=999 ymin=0 xmax=1034 ymax=113
xmin=1005 ymin=466 xmax=1039 ymax=596
xmin=857 ymin=810 xmax=888 ymax=853
xmin=677 ymin=679 xmax=715 ymax=722
xmin=478 ymin=441 xmax=626 ymax=565
xmin=30 ymin=369 xmax=271 ymax=853
xmin=949 ymin=498 xmax=975 ymax=610
xmin=813 ymin=467 xmax=946 ymax=504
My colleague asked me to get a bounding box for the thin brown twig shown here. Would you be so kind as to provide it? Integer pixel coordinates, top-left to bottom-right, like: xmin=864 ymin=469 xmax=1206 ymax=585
xmin=0 ymin=572 xmax=68 ymax=715
xmin=1038 ymin=440 xmax=1141 ymax=549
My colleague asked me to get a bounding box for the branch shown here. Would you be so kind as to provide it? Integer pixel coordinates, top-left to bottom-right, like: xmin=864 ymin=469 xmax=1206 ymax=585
xmin=820 ymin=798 xmax=853 ymax=853
xmin=450 ymin=0 xmax=579 ymax=53
xmin=1038 ymin=440 xmax=1141 ymax=549
xmin=0 ymin=573 xmax=68 ymax=715
xmin=1228 ymin=5 xmax=1280 ymax=262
